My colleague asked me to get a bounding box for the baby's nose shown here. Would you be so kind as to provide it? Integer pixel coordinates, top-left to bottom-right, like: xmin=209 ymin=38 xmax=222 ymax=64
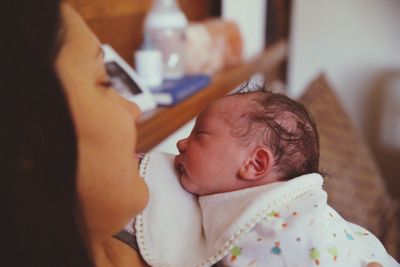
xmin=176 ymin=138 xmax=188 ymax=153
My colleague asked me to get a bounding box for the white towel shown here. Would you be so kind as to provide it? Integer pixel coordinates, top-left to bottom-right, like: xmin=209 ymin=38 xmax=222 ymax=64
xmin=135 ymin=152 xmax=206 ymax=267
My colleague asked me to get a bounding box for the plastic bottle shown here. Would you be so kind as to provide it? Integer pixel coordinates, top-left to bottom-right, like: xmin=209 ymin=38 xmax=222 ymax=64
xmin=144 ymin=0 xmax=188 ymax=80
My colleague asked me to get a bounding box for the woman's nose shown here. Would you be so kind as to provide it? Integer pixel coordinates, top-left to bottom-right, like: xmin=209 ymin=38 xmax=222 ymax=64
xmin=176 ymin=138 xmax=188 ymax=153
xmin=111 ymin=89 xmax=142 ymax=122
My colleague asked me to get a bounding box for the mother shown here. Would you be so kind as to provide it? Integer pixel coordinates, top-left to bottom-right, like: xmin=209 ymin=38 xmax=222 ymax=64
xmin=1 ymin=0 xmax=148 ymax=266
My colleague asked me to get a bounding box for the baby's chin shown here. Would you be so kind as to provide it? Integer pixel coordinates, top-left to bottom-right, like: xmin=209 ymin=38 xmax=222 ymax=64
xmin=179 ymin=175 xmax=201 ymax=196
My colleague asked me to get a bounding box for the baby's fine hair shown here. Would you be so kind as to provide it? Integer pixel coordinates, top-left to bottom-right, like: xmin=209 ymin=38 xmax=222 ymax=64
xmin=233 ymin=89 xmax=320 ymax=180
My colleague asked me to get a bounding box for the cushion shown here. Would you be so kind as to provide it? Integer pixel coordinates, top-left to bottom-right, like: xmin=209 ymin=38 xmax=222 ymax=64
xmin=298 ymin=74 xmax=399 ymax=259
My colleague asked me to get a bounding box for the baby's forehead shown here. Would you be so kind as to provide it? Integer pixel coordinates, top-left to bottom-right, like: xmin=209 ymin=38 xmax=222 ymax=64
xmin=221 ymin=94 xmax=252 ymax=113
xmin=206 ymin=95 xmax=250 ymax=125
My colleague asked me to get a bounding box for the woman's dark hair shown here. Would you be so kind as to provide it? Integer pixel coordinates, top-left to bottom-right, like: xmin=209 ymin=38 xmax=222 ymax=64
xmin=233 ymin=89 xmax=320 ymax=180
xmin=0 ymin=1 xmax=94 ymax=266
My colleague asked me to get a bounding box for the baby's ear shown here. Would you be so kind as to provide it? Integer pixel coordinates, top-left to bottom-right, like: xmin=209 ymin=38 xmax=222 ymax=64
xmin=238 ymin=147 xmax=274 ymax=181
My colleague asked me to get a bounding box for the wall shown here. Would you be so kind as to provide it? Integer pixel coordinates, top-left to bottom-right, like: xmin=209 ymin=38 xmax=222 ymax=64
xmin=288 ymin=0 xmax=400 ymax=196
xmin=222 ymin=0 xmax=266 ymax=59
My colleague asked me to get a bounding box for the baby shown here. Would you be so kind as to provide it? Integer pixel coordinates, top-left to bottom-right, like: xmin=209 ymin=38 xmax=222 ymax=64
xmin=174 ymin=89 xmax=319 ymax=196
xmin=119 ymin=90 xmax=399 ymax=267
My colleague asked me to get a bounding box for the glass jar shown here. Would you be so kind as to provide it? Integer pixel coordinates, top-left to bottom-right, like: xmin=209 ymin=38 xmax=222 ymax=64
xmin=144 ymin=0 xmax=188 ymax=80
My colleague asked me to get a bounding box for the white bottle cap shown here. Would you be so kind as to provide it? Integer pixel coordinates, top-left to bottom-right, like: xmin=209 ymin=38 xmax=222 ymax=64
xmin=145 ymin=12 xmax=188 ymax=29
xmin=134 ymin=49 xmax=163 ymax=88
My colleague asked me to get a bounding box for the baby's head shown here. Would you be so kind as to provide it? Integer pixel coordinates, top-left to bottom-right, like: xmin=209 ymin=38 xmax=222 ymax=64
xmin=174 ymin=90 xmax=319 ymax=196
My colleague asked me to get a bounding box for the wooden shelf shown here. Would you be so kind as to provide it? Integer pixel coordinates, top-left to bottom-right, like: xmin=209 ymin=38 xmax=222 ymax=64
xmin=137 ymin=40 xmax=288 ymax=152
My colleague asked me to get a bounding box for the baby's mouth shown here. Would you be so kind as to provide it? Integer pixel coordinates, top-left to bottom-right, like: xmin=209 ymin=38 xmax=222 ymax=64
xmin=175 ymin=160 xmax=186 ymax=176
xmin=175 ymin=158 xmax=185 ymax=177
xmin=176 ymin=164 xmax=185 ymax=176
